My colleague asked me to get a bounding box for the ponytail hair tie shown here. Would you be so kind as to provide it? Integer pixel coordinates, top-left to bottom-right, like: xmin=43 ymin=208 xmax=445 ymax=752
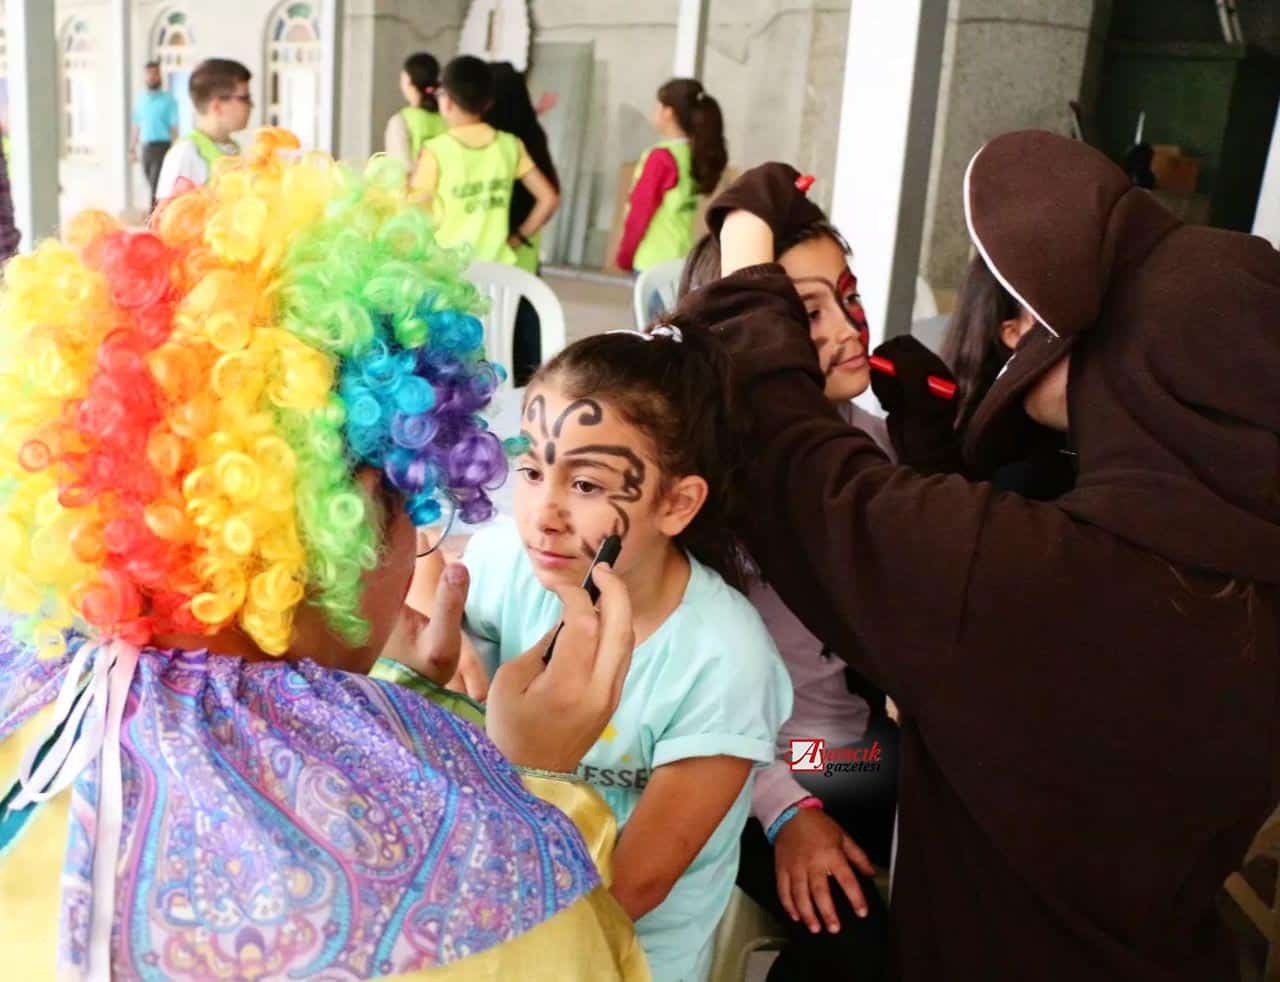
xmin=605 ymin=324 xmax=683 ymax=343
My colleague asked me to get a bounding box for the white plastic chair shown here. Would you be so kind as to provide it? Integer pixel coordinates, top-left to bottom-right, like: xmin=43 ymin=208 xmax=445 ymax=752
xmin=912 ymin=275 xmax=939 ymax=321
xmin=708 ymin=888 xmax=787 ymax=982
xmin=463 ymin=261 xmax=567 ymax=389
xmin=632 ymin=257 xmax=686 ymax=328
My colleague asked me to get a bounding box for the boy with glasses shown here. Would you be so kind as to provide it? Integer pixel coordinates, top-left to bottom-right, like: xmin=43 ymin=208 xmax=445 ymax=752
xmin=155 ymin=58 xmax=253 ymax=200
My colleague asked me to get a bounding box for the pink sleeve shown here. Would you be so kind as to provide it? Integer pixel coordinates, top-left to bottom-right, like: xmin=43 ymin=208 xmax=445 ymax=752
xmin=751 ymin=760 xmax=812 ymax=829
xmin=615 ymin=148 xmax=679 ymax=271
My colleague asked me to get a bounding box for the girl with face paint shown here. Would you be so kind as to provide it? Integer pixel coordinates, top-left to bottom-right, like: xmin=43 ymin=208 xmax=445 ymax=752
xmin=681 ymin=215 xmax=914 ymax=980
xmin=448 ymin=328 xmax=792 ymax=982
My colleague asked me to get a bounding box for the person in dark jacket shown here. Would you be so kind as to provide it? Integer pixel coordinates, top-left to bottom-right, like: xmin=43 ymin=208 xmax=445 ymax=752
xmin=484 ymin=61 xmax=559 ymax=385
xmin=672 ymin=132 xmax=1280 ymax=981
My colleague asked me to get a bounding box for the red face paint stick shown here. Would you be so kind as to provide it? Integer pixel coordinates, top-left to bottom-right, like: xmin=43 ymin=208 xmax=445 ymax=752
xmin=868 ymin=355 xmax=957 ymax=400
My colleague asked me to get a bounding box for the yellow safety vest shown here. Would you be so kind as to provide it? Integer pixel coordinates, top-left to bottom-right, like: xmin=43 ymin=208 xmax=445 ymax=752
xmin=400 ymin=107 xmax=446 ymax=162
xmin=631 ymin=139 xmax=698 ymax=271
xmin=425 ymin=128 xmax=521 ymax=265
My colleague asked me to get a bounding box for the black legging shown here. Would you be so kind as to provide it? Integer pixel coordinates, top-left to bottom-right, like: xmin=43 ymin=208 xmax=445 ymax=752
xmin=736 ymin=715 xmax=900 ymax=982
xmin=142 ymin=141 xmax=171 ymax=211
xmin=513 ymin=296 xmax=542 ymax=387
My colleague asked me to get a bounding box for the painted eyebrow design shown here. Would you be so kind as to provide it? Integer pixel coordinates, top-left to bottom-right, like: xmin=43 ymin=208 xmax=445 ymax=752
xmin=563 ymin=444 xmax=644 ymax=464
xmin=566 ymin=458 xmax=624 ymax=474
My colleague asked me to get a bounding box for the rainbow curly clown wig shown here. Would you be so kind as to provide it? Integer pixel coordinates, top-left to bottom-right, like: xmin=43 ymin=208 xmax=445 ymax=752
xmin=0 ymin=130 xmax=512 ymax=658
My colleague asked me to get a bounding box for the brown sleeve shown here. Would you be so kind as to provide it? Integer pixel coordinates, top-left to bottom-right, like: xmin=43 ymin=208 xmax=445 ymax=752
xmin=674 ymin=264 xmax=1007 ymax=713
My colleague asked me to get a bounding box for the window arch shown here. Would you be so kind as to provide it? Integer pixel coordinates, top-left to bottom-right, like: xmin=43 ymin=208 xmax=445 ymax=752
xmin=264 ymin=1 xmax=322 ymax=149
xmin=151 ymin=7 xmax=198 ymax=136
xmin=60 ymin=17 xmax=96 ymax=159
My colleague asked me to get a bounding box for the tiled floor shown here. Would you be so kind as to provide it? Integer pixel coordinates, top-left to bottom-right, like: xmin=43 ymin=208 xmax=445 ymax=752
xmin=544 ymin=266 xmax=635 ymax=342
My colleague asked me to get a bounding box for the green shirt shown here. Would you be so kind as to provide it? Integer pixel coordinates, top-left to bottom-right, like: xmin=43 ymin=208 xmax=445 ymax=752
xmin=186 ymin=129 xmax=238 ymax=167
xmin=425 ymin=128 xmax=521 ymax=265
xmin=632 ymin=139 xmax=699 ymax=271
xmin=400 ymin=106 xmax=446 ymax=162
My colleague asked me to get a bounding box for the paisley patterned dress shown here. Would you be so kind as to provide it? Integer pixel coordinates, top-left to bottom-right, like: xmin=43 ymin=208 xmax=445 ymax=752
xmin=0 ymin=632 xmax=647 ymax=980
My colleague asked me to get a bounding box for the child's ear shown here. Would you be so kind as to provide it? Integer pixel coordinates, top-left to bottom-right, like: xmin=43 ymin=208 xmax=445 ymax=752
xmin=656 ymin=475 xmax=708 ymax=538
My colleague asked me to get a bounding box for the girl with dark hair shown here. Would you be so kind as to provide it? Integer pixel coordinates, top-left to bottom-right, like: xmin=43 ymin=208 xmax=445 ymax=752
xmin=942 ymin=253 xmax=1029 ymax=430
xmin=485 ymin=62 xmax=560 ymax=274
xmin=616 ymin=77 xmax=728 ymax=273
xmin=939 ymin=254 xmax=1075 ymax=499
xmin=442 ymin=327 xmax=791 ymax=981
xmin=679 ymin=214 xmax=912 ymax=982
xmin=484 ymin=61 xmax=561 ymax=384
xmin=384 ymin=51 xmax=445 ymax=173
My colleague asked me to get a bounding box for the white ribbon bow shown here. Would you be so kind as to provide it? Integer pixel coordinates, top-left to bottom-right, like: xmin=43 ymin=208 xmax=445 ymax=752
xmin=14 ymin=637 xmax=140 ymax=980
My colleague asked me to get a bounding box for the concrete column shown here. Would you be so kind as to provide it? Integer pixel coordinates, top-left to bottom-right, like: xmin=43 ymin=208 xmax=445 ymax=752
xmin=320 ymin=0 xmax=345 ymax=156
xmin=1252 ymin=100 xmax=1280 ymax=248
xmin=919 ymin=1 xmax=1102 ymax=295
xmin=830 ymin=0 xmax=947 ymax=353
xmin=6 ymin=0 xmax=59 ymax=247
xmin=112 ymin=0 xmax=133 ymax=216
xmin=673 ymin=0 xmax=709 ymax=78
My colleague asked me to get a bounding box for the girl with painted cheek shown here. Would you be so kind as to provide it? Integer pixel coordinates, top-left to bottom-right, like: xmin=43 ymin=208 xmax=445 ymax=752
xmin=459 ymin=328 xmax=792 ymax=982
xmin=680 ymin=224 xmax=903 ymax=980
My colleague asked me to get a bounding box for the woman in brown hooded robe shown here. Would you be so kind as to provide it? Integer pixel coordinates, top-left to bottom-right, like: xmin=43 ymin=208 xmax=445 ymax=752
xmin=673 ymin=130 xmax=1280 ymax=981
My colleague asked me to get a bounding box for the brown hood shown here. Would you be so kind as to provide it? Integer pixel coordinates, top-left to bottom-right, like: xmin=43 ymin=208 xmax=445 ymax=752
xmin=963 ymin=130 xmax=1280 ymax=583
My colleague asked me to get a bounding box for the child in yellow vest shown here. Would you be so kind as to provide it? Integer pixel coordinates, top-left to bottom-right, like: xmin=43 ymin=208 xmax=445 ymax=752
xmin=412 ymin=56 xmax=559 ymax=266
xmin=154 ymin=58 xmax=251 ymax=200
xmin=616 ymin=78 xmax=727 ymax=274
xmin=384 ymin=52 xmax=446 ymax=176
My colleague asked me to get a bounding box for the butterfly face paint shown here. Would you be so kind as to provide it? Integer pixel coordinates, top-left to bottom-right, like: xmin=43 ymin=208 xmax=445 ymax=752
xmin=515 ymin=383 xmax=660 ymax=589
xmin=779 ymin=233 xmax=872 ymax=403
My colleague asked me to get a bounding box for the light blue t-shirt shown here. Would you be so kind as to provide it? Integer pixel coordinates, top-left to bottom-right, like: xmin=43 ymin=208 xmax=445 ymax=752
xmin=132 ymin=90 xmax=179 ymax=143
xmin=463 ymin=522 xmax=792 ymax=982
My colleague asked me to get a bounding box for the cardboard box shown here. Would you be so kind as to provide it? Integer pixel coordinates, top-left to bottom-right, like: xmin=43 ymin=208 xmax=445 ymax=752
xmin=1151 ymin=145 xmax=1201 ymax=194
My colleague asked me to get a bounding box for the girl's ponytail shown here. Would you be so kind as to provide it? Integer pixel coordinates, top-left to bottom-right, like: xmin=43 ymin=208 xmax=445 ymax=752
xmin=403 ymin=52 xmax=441 ymax=113
xmin=658 ymin=78 xmax=729 ymax=195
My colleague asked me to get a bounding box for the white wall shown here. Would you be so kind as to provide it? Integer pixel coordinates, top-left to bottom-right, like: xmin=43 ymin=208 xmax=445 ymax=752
xmin=53 ymin=0 xmax=291 ymax=220
xmin=57 ymin=0 xmax=128 ymax=222
xmin=343 ymin=0 xmax=469 ymax=165
xmin=533 ymin=0 xmax=850 ymax=265
xmin=43 ymin=0 xmax=852 ymax=252
xmin=919 ymin=0 xmax=1102 ymax=291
